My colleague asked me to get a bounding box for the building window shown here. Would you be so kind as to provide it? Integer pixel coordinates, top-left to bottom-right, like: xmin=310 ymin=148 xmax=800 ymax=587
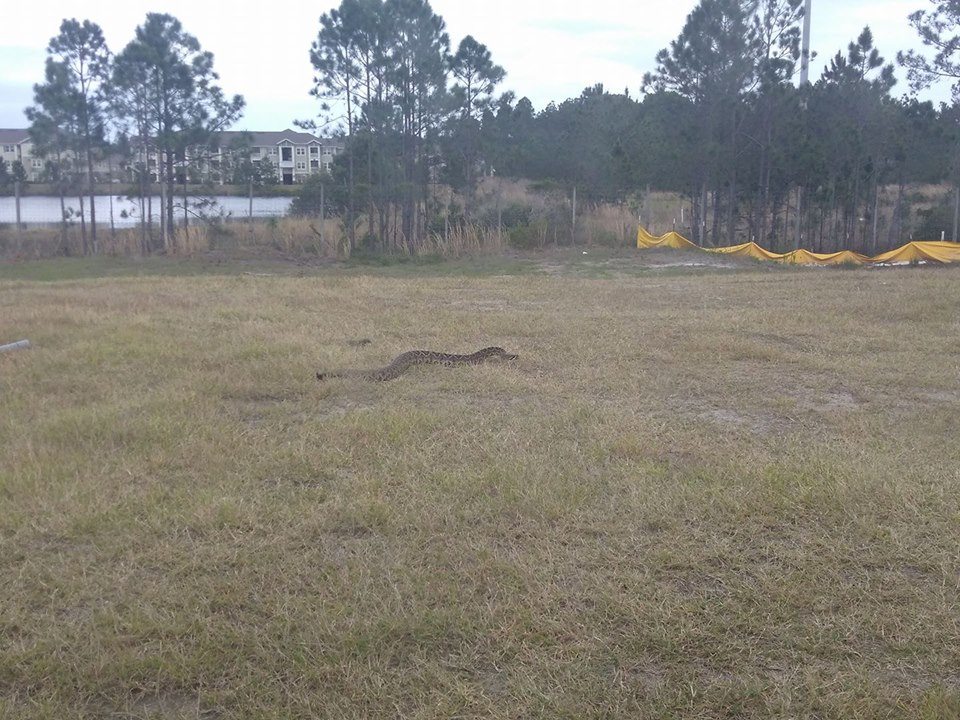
xmin=2 ymin=145 xmax=14 ymax=153
xmin=310 ymin=146 xmax=319 ymax=155
xmin=296 ymin=147 xmax=305 ymax=155
xmin=269 ymin=148 xmax=277 ymax=155
xmin=32 ymin=159 xmax=43 ymax=168
xmin=296 ymin=161 xmax=306 ymax=170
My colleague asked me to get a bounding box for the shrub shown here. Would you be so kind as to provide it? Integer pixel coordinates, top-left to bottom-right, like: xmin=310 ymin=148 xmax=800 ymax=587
xmin=914 ymin=199 xmax=956 ymax=241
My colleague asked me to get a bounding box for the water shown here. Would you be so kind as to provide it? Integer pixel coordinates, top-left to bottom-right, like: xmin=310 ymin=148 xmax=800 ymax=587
xmin=0 ymin=194 xmax=293 ymax=227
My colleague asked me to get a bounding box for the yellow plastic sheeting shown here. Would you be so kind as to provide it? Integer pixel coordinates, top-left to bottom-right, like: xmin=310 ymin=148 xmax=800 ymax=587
xmin=706 ymin=242 xmax=787 ymax=261
xmin=637 ymin=226 xmax=960 ymax=264
xmin=779 ymin=249 xmax=869 ymax=265
xmin=871 ymin=241 xmax=960 ymax=264
xmin=637 ymin=227 xmax=700 ymax=250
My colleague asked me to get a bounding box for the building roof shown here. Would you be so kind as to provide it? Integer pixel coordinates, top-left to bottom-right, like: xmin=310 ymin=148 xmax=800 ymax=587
xmin=0 ymin=129 xmax=31 ymax=144
xmin=217 ymin=129 xmax=342 ymax=147
xmin=0 ymin=127 xmax=343 ymax=150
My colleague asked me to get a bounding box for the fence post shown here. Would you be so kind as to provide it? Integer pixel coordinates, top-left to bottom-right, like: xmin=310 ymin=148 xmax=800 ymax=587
xmin=248 ymin=178 xmax=253 ymax=243
xmin=14 ymin=180 xmax=22 ymax=252
xmin=319 ymin=182 xmax=325 ymax=248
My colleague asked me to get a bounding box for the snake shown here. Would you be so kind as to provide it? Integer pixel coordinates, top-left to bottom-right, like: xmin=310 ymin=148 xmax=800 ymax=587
xmin=316 ymin=347 xmax=518 ymax=382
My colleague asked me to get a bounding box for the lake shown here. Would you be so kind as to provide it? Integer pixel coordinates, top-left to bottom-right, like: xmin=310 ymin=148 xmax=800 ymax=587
xmin=0 ymin=195 xmax=293 ymax=228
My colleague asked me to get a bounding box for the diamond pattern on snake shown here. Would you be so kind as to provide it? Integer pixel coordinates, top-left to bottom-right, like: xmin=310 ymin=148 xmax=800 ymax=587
xmin=316 ymin=347 xmax=518 ymax=382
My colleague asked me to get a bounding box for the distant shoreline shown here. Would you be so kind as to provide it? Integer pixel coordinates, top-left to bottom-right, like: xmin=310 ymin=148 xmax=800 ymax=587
xmin=1 ymin=183 xmax=302 ymax=199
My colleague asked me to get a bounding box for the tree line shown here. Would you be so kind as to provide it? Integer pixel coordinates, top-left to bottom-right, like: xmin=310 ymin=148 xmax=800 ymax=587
xmin=18 ymin=0 xmax=960 ymax=256
xmin=308 ymin=0 xmax=960 ymax=254
xmin=295 ymin=0 xmax=506 ymax=253
xmin=23 ymin=15 xmax=243 ymax=255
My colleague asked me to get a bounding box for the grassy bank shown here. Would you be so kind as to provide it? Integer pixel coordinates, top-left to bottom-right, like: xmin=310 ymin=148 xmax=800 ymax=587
xmin=1 ymin=259 xmax=959 ymax=718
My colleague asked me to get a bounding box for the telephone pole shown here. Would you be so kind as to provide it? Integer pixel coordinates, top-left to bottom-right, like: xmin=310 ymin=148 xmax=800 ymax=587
xmin=800 ymin=0 xmax=813 ymax=86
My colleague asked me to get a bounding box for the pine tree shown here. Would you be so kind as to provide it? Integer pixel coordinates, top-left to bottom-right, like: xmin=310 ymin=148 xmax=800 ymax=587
xmin=26 ymin=19 xmax=111 ymax=254
xmin=113 ymin=14 xmax=244 ymax=250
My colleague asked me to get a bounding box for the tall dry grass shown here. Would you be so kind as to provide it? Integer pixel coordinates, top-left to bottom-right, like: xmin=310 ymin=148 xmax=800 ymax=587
xmin=1 ymin=216 xmax=508 ymax=261
xmin=7 ymin=179 xmax=960 ymax=263
xmin=476 ymin=177 xmax=639 ymax=247
xmin=398 ymin=224 xmax=507 ymax=257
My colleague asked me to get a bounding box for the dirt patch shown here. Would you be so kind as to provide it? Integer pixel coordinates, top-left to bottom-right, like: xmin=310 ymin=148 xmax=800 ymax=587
xmin=920 ymin=390 xmax=960 ymax=404
xmin=790 ymin=387 xmax=866 ymax=413
xmin=649 ymin=260 xmax=738 ymax=270
xmin=123 ymin=691 xmax=217 ymax=719
xmin=698 ymin=407 xmax=785 ymax=435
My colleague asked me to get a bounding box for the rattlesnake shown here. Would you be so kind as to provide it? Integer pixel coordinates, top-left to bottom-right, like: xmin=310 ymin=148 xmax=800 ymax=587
xmin=316 ymin=347 xmax=518 ymax=382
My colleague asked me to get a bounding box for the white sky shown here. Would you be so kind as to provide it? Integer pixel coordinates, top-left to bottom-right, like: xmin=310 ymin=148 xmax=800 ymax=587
xmin=0 ymin=0 xmax=948 ymax=131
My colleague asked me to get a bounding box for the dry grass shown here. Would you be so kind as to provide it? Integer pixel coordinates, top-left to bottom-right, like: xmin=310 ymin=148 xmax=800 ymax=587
xmin=476 ymin=177 xmax=640 ymax=247
xmin=1 ymin=257 xmax=959 ymax=719
xmin=0 ymin=219 xmax=346 ymax=261
xmin=1 ymin=216 xmax=509 ymax=261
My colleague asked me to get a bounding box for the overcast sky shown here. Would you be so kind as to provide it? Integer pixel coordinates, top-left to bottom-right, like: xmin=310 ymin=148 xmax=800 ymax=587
xmin=0 ymin=0 xmax=948 ymax=132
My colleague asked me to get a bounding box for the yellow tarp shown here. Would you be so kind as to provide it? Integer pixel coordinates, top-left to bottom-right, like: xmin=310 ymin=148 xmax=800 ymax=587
xmin=779 ymin=249 xmax=870 ymax=266
xmin=637 ymin=227 xmax=960 ymax=265
xmin=637 ymin=228 xmax=700 ymax=250
xmin=871 ymin=241 xmax=960 ymax=264
xmin=707 ymin=242 xmax=788 ymax=261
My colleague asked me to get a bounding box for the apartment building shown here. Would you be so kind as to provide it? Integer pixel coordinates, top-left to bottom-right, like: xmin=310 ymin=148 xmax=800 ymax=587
xmin=0 ymin=128 xmax=45 ymax=182
xmin=1 ymin=127 xmax=344 ymax=186
xmin=216 ymin=129 xmax=344 ymax=185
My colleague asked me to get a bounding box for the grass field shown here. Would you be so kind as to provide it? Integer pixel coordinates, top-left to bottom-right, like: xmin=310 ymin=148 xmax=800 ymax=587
xmin=1 ymin=253 xmax=959 ymax=718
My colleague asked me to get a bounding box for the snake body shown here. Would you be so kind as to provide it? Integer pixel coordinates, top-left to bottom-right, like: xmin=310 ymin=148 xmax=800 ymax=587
xmin=317 ymin=347 xmax=518 ymax=382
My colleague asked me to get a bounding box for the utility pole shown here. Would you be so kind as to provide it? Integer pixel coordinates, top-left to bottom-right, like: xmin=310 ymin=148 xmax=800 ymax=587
xmin=796 ymin=0 xmax=813 ymax=249
xmin=800 ymin=0 xmax=813 ymax=86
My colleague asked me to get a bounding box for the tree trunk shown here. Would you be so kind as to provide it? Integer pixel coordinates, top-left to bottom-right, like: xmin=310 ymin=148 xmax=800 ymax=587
xmin=711 ymin=188 xmax=721 ymax=246
xmin=345 ymin=76 xmax=355 ymax=255
xmin=86 ymin=147 xmax=97 ymax=254
xmin=147 ymin=183 xmax=154 ymax=252
xmin=78 ymin=194 xmax=88 ymax=255
xmin=953 ymin=183 xmax=959 ymax=242
xmin=159 ymin=167 xmax=168 ymax=253
xmin=139 ymin=174 xmax=147 ymax=256
xmin=166 ymin=150 xmax=176 ymax=248
xmin=59 ymin=184 xmax=68 ymax=256
xmin=795 ymin=186 xmax=804 ymax=250
xmin=871 ymin=181 xmax=880 ymax=255
xmin=700 ymin=185 xmax=709 ymax=246
xmin=887 ymin=178 xmax=904 ymax=249
xmin=727 ymin=175 xmax=737 ymax=246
